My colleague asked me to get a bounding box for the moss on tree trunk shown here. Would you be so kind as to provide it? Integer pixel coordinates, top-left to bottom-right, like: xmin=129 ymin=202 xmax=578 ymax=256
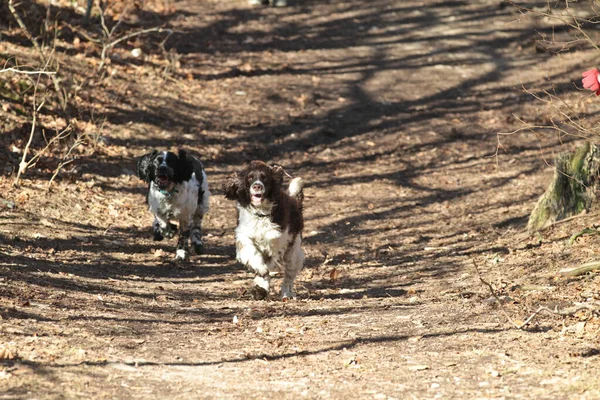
xmin=528 ymin=142 xmax=600 ymax=231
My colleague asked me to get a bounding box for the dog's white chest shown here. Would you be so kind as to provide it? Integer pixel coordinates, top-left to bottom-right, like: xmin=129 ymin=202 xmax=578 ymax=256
xmin=238 ymin=207 xmax=281 ymax=235
xmin=148 ymin=173 xmax=200 ymax=220
xmin=236 ymin=206 xmax=291 ymax=259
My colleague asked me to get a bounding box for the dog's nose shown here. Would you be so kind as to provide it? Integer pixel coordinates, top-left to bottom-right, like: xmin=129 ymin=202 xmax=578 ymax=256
xmin=252 ymin=182 xmax=264 ymax=192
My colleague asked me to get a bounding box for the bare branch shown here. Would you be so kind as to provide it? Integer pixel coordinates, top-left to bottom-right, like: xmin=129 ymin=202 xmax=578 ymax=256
xmin=0 ymin=67 xmax=57 ymax=75
xmin=537 ymin=211 xmax=600 ymax=232
xmin=7 ymin=0 xmax=67 ymax=112
xmin=560 ymin=261 xmax=600 ymax=277
xmin=25 ymin=126 xmax=73 ymax=169
xmin=473 ymin=259 xmax=600 ymax=329
xmin=473 ymin=259 xmax=525 ymax=329
xmin=98 ymin=27 xmax=173 ymax=72
xmin=13 ymin=73 xmax=44 ymax=187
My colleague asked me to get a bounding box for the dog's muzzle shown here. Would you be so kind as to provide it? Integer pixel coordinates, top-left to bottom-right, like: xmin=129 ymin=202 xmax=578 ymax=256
xmin=250 ymin=180 xmax=265 ymax=206
xmin=156 ymin=166 xmax=173 ymax=190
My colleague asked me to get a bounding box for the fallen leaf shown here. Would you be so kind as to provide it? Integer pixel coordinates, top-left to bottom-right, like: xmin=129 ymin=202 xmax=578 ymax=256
xmin=0 ymin=347 xmax=15 ymax=360
xmin=329 ymin=268 xmax=340 ymax=281
xmin=344 ymin=355 xmax=359 ymax=366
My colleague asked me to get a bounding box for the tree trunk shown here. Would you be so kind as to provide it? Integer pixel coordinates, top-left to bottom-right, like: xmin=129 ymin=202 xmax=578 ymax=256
xmin=528 ymin=142 xmax=600 ymax=231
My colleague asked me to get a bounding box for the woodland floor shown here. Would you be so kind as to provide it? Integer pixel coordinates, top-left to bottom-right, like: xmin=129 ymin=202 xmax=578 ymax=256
xmin=3 ymin=0 xmax=600 ymax=398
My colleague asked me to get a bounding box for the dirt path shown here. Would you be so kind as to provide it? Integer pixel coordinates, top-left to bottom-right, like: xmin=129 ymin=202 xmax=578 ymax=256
xmin=2 ymin=0 xmax=600 ymax=398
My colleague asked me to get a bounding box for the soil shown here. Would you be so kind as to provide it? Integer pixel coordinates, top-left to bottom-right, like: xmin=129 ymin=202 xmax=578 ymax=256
xmin=2 ymin=0 xmax=600 ymax=398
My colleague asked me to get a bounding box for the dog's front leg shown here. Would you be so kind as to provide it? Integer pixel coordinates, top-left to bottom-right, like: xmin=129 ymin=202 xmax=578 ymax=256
xmin=153 ymin=214 xmax=176 ymax=241
xmin=190 ymin=212 xmax=205 ymax=255
xmin=236 ymin=235 xmax=270 ymax=299
xmin=176 ymin=228 xmax=190 ymax=261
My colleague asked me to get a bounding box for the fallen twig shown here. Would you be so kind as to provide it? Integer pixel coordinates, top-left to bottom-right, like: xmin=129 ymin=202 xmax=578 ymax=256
xmin=95 ymin=3 xmax=173 ymax=72
xmin=473 ymin=259 xmax=600 ymax=329
xmin=560 ymin=261 xmax=600 ymax=277
xmin=539 ymin=211 xmax=600 ymax=232
xmin=473 ymin=260 xmax=523 ymax=329
xmin=519 ymin=303 xmax=598 ymax=328
xmin=568 ymin=227 xmax=600 ymax=246
xmin=98 ymin=27 xmax=173 ymax=71
xmin=0 ymin=67 xmax=56 ymax=75
xmin=25 ymin=126 xmax=73 ymax=169
xmin=47 ymin=134 xmax=83 ymax=188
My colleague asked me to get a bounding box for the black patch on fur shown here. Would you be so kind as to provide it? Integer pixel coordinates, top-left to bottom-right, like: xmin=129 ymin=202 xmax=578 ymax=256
xmin=250 ymin=285 xmax=269 ymax=300
xmin=137 ymin=150 xmax=159 ymax=184
xmin=137 ymin=149 xmax=203 ymax=186
xmin=177 ymin=229 xmax=190 ymax=252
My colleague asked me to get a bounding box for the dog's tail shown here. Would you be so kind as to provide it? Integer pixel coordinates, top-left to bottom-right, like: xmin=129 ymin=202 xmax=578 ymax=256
xmin=288 ymin=177 xmax=304 ymax=208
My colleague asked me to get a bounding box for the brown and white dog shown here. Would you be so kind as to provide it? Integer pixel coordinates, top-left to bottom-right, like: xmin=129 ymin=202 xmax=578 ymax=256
xmin=223 ymin=161 xmax=304 ymax=300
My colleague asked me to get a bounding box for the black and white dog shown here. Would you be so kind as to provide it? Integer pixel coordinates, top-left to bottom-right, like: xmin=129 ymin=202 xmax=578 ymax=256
xmin=137 ymin=149 xmax=210 ymax=261
xmin=223 ymin=161 xmax=304 ymax=300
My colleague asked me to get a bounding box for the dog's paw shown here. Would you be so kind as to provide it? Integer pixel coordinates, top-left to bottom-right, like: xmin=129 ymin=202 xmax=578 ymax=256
xmin=249 ymin=285 xmax=269 ymax=300
xmin=281 ymin=286 xmax=296 ymax=301
xmin=175 ymin=249 xmax=188 ymax=261
xmin=281 ymin=292 xmax=296 ymax=301
xmin=191 ymin=230 xmax=203 ymax=255
xmin=153 ymin=231 xmax=164 ymax=241
xmin=162 ymin=224 xmax=177 ymax=239
xmin=193 ymin=241 xmax=204 ymax=255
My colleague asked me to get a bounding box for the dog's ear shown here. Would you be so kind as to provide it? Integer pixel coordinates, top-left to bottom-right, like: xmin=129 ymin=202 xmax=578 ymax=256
xmin=223 ymin=171 xmax=251 ymax=206
xmin=271 ymin=164 xmax=284 ymax=194
xmin=137 ymin=150 xmax=158 ymax=183
xmin=223 ymin=172 xmax=241 ymax=201
xmin=176 ymin=149 xmax=194 ymax=182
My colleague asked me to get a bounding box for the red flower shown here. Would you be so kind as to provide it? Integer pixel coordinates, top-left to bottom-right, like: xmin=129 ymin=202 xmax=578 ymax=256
xmin=582 ymin=69 xmax=600 ymax=96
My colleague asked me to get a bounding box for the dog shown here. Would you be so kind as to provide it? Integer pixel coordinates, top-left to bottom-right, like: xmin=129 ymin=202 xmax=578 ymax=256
xmin=136 ymin=149 xmax=210 ymax=261
xmin=223 ymin=160 xmax=305 ymax=300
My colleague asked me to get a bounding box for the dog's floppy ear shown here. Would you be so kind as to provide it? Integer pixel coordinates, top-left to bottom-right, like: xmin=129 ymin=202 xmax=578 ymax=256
xmin=176 ymin=148 xmax=193 ymax=182
xmin=223 ymin=170 xmax=251 ymax=206
xmin=137 ymin=150 xmax=158 ymax=183
xmin=223 ymin=172 xmax=242 ymax=200
xmin=271 ymin=164 xmax=285 ymax=194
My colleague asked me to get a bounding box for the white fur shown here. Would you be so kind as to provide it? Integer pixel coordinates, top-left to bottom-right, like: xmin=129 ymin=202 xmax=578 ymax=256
xmin=198 ymin=170 xmax=210 ymax=215
xmin=148 ymin=173 xmax=200 ymax=228
xmin=148 ymin=171 xmax=210 ymax=260
xmin=235 ymin=200 xmax=304 ymax=299
xmin=288 ymin=177 xmax=303 ymax=197
xmin=176 ymin=249 xmax=187 ymax=260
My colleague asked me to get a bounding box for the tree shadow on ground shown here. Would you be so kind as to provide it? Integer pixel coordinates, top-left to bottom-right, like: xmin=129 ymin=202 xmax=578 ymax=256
xmin=1 ymin=0 xmax=588 ymax=310
xmin=0 ymin=325 xmax=509 ymax=374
